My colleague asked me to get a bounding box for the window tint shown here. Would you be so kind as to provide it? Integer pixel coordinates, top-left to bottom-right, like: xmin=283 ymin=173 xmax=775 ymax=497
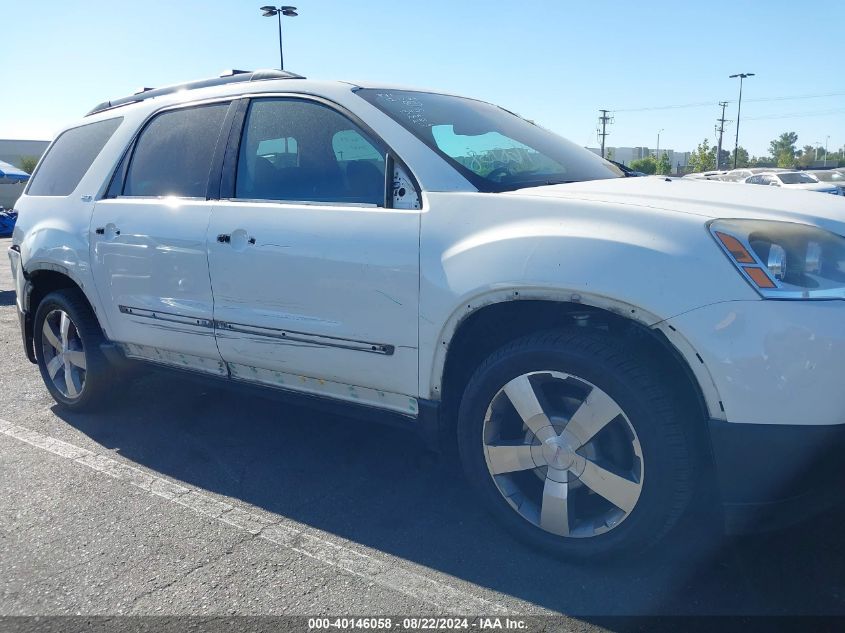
xmin=27 ymin=118 xmax=122 ymax=196
xmin=123 ymin=103 xmax=229 ymax=198
xmin=235 ymin=99 xmax=385 ymax=205
xmin=778 ymin=172 xmax=817 ymax=184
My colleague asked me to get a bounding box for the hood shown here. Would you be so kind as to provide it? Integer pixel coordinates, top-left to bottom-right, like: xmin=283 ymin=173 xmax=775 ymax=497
xmin=504 ymin=175 xmax=845 ymax=235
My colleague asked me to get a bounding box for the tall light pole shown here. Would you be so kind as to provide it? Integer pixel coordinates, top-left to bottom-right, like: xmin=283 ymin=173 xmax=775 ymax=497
xmin=729 ymin=72 xmax=754 ymax=168
xmin=655 ymin=129 xmax=664 ymax=159
xmin=824 ymin=135 xmax=830 ymax=167
xmin=260 ymin=5 xmax=298 ymax=70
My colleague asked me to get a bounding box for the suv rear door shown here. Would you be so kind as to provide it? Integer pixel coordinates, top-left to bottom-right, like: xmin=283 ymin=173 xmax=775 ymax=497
xmin=206 ymin=96 xmax=421 ymax=414
xmin=90 ymin=101 xmax=233 ymax=375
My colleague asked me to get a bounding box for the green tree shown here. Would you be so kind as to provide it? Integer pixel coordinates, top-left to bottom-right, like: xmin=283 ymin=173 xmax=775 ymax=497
xmin=777 ymin=150 xmax=795 ymax=168
xmin=730 ymin=146 xmax=750 ymax=168
xmin=769 ymin=132 xmax=798 ymax=167
xmin=688 ymin=139 xmax=716 ymax=172
xmin=605 ymin=148 xmax=615 ymax=161
xmin=630 ymin=156 xmax=657 ymax=174
xmin=656 ymin=152 xmax=672 ymax=175
xmin=19 ymin=156 xmax=38 ymax=174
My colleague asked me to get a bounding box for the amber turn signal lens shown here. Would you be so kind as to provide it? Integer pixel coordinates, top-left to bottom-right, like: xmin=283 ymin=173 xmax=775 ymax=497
xmin=743 ymin=266 xmax=776 ymax=289
xmin=715 ymin=232 xmax=755 ymax=264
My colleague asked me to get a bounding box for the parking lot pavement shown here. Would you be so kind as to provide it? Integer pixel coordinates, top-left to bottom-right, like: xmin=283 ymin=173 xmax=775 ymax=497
xmin=2 ymin=233 xmax=845 ymax=620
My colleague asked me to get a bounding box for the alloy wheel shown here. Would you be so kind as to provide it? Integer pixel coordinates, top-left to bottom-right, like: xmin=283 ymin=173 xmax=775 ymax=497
xmin=483 ymin=371 xmax=644 ymax=538
xmin=41 ymin=309 xmax=87 ymax=399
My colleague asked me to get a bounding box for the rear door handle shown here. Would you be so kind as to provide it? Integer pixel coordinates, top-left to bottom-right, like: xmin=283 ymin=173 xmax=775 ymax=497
xmin=95 ymin=227 xmax=120 ymax=235
xmin=217 ymin=234 xmax=231 ymax=243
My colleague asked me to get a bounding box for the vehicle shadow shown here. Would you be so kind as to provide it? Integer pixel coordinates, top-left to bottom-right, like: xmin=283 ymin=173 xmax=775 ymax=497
xmin=53 ymin=366 xmax=845 ymax=618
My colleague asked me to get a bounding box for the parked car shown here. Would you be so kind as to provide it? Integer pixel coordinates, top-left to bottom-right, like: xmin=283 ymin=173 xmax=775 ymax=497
xmin=744 ymin=171 xmax=843 ymax=195
xmin=808 ymin=169 xmax=845 ymax=195
xmin=0 ymin=207 xmax=17 ymax=237
xmin=683 ymin=170 xmax=727 ymax=180
xmin=720 ymin=167 xmax=785 ymax=182
xmin=9 ymin=70 xmax=845 ymax=560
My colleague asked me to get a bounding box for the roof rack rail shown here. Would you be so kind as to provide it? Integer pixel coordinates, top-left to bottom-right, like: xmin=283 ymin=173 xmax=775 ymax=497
xmin=85 ymin=69 xmax=305 ymax=116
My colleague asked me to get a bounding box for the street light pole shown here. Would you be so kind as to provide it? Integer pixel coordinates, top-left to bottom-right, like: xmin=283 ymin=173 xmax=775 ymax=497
xmin=260 ymin=5 xmax=298 ymax=70
xmin=276 ymin=10 xmax=283 ymax=70
xmin=729 ymin=72 xmax=754 ymax=169
xmin=656 ymin=129 xmax=663 ymax=159
xmin=824 ymin=135 xmax=830 ymax=167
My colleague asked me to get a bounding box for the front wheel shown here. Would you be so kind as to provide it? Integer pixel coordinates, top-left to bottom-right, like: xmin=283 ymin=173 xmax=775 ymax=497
xmin=34 ymin=288 xmax=112 ymax=410
xmin=457 ymin=329 xmax=696 ymax=560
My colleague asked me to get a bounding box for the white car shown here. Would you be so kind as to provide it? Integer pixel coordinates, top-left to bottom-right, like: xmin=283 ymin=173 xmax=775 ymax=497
xmin=745 ymin=171 xmax=843 ymax=195
xmin=809 ymin=169 xmax=845 ymax=195
xmin=720 ymin=167 xmax=787 ymax=182
xmin=8 ymin=70 xmax=845 ymax=560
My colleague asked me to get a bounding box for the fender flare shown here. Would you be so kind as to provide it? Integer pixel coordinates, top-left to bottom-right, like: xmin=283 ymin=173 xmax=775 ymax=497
xmin=427 ymin=286 xmax=726 ymax=421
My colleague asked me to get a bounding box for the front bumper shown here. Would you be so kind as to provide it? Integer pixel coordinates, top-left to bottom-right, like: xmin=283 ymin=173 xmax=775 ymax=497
xmin=709 ymin=419 xmax=845 ymax=534
xmin=667 ymin=300 xmax=845 ymax=532
xmin=667 ymin=299 xmax=845 ymax=427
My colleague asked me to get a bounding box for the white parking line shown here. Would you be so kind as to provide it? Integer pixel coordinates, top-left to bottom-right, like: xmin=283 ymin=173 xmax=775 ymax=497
xmin=0 ymin=417 xmax=512 ymax=615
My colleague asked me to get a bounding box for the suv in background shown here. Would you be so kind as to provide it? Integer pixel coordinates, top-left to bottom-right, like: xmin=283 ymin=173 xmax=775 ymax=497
xmin=808 ymin=168 xmax=845 ymax=195
xmin=8 ymin=70 xmax=845 ymax=560
xmin=744 ymin=171 xmax=843 ymax=195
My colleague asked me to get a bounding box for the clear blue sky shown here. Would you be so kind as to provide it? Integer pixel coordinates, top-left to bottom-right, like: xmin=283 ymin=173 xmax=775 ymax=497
xmin=2 ymin=0 xmax=843 ymax=157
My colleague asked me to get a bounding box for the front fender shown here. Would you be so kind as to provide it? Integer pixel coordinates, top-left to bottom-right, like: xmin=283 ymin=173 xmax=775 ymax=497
xmin=418 ymin=192 xmax=754 ymax=415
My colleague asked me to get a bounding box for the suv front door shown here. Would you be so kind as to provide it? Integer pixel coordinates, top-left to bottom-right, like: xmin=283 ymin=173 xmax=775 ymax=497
xmin=206 ymin=97 xmax=421 ymax=414
xmin=90 ymin=101 xmax=232 ymax=374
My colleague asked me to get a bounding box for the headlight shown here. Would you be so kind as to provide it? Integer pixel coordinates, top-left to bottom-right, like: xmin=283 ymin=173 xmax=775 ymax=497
xmin=710 ymin=219 xmax=845 ymax=299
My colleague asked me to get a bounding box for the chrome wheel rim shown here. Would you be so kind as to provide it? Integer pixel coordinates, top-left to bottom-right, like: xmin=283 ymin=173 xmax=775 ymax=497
xmin=41 ymin=309 xmax=87 ymax=399
xmin=483 ymin=371 xmax=643 ymax=538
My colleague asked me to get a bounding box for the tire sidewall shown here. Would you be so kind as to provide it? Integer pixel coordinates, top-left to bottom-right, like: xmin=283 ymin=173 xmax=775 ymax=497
xmin=34 ymin=291 xmax=98 ymax=409
xmin=457 ymin=334 xmax=688 ymax=561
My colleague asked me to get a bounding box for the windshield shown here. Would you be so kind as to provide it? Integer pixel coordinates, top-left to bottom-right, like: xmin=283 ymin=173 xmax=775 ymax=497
xmin=356 ymin=89 xmax=623 ymax=192
xmin=814 ymin=171 xmax=844 ymax=182
xmin=778 ymin=172 xmax=818 ymax=184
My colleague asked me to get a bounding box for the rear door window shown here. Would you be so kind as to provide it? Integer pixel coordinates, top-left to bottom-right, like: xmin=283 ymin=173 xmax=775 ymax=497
xmin=123 ymin=103 xmax=229 ymax=198
xmin=26 ymin=118 xmax=123 ymax=196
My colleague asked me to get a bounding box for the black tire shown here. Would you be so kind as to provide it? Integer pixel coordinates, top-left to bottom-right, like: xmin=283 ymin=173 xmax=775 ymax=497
xmin=457 ymin=328 xmax=695 ymax=561
xmin=34 ymin=288 xmax=113 ymax=411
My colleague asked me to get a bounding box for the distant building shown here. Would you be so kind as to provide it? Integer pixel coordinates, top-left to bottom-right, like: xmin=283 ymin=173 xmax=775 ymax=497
xmin=586 ymin=146 xmax=691 ymax=170
xmin=0 ymin=139 xmax=50 ymax=169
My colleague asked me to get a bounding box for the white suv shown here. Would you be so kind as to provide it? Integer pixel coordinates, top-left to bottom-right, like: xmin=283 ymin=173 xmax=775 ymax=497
xmin=8 ymin=70 xmax=845 ymax=559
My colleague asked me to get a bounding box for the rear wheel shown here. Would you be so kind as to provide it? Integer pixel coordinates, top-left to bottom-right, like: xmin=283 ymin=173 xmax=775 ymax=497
xmin=34 ymin=289 xmax=112 ymax=410
xmin=457 ymin=329 xmax=695 ymax=560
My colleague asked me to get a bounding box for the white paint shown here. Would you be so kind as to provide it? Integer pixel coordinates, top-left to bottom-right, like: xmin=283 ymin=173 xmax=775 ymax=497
xmin=91 ymin=197 xmax=220 ymax=359
xmin=209 ymin=195 xmax=420 ymax=397
xmin=666 ymin=300 xmax=845 ymax=426
xmin=0 ymin=418 xmax=511 ymax=614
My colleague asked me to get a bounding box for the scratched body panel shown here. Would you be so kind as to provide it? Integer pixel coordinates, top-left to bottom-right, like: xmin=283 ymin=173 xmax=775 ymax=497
xmin=207 ymin=201 xmax=420 ymax=397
